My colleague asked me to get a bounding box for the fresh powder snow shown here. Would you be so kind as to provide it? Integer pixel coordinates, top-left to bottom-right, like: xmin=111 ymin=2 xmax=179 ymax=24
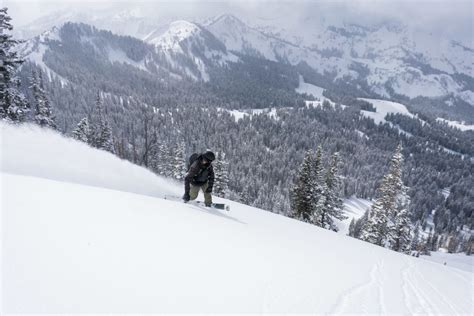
xmin=420 ymin=252 xmax=473 ymax=273
xmin=358 ymin=98 xmax=415 ymax=124
xmin=1 ymin=122 xmax=472 ymax=314
xmin=436 ymin=118 xmax=474 ymax=132
xmin=336 ymin=196 xmax=372 ymax=235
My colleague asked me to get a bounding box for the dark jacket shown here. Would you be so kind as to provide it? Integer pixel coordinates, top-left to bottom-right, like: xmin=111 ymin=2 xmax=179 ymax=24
xmin=184 ymin=156 xmax=215 ymax=194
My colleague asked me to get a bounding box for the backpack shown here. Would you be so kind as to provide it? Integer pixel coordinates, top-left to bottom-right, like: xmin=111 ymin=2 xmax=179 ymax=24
xmin=187 ymin=153 xmax=199 ymax=171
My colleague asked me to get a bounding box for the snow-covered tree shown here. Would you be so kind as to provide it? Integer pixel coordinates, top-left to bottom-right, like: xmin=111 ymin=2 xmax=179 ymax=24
xmin=390 ymin=185 xmax=411 ymax=253
xmin=171 ymin=141 xmax=186 ymax=179
xmin=291 ymin=150 xmax=314 ymax=222
xmin=361 ymin=144 xmax=405 ymax=247
xmin=410 ymin=222 xmax=421 ymax=252
xmin=30 ymin=69 xmax=56 ymax=129
xmin=240 ymin=184 xmax=252 ymax=205
xmin=310 ymin=146 xmax=325 ymax=224
xmin=318 ymin=152 xmax=347 ymax=231
xmin=90 ymin=92 xmax=114 ymax=153
xmin=98 ymin=120 xmax=114 ymax=153
xmin=0 ymin=8 xmax=29 ymax=122
xmin=391 ymin=207 xmax=411 ymax=253
xmin=360 ymin=199 xmax=388 ymax=246
xmin=213 ymin=151 xmax=229 ymax=197
xmin=72 ymin=117 xmax=90 ymax=143
xmin=154 ymin=144 xmax=173 ymax=177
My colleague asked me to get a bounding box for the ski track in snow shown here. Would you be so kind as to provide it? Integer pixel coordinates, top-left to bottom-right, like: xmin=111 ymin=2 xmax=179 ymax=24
xmin=329 ymin=260 xmax=385 ymax=314
xmin=400 ymin=258 xmax=464 ymax=315
xmin=402 ymin=260 xmax=432 ymax=314
xmin=415 ymin=264 xmax=460 ymax=314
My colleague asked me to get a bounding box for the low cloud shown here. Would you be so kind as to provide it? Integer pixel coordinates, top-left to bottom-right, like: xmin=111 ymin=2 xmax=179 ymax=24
xmin=5 ymin=0 xmax=472 ymax=44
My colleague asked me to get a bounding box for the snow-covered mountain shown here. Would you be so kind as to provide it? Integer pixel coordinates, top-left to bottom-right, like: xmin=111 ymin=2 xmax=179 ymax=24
xmin=2 ymin=122 xmax=472 ymax=313
xmin=206 ymin=14 xmax=473 ymax=104
xmin=18 ymin=9 xmax=473 ymax=107
xmin=17 ymin=26 xmax=67 ymax=84
xmin=143 ymin=20 xmax=239 ymax=81
xmin=18 ymin=22 xmax=217 ymax=84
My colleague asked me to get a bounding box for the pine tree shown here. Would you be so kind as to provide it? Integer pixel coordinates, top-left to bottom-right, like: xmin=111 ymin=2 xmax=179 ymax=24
xmin=30 ymin=69 xmax=56 ymax=129
xmin=431 ymin=233 xmax=440 ymax=252
xmin=390 ymin=185 xmax=412 ymax=252
xmin=241 ymin=185 xmax=252 ymax=205
xmin=213 ymin=151 xmax=229 ymax=197
xmin=89 ymin=92 xmax=104 ymax=147
xmin=90 ymin=92 xmax=114 ymax=153
xmin=360 ymin=199 xmax=388 ymax=246
xmin=447 ymin=235 xmax=459 ymax=253
xmin=72 ymin=117 xmax=90 ymax=143
xmin=310 ymin=146 xmax=325 ymax=224
xmin=352 ymin=209 xmax=369 ymax=239
xmin=392 ymin=207 xmax=411 ymax=253
xmin=147 ymin=130 xmax=159 ymax=171
xmin=291 ymin=150 xmax=314 ymax=222
xmin=411 ymin=222 xmax=421 ymax=251
xmin=171 ymin=141 xmax=186 ymax=180
xmin=319 ymin=152 xmax=347 ymax=231
xmin=155 ymin=144 xmax=172 ymax=177
xmin=0 ymin=8 xmax=29 ymax=122
xmin=361 ymin=144 xmax=405 ymax=247
xmin=99 ymin=120 xmax=114 ymax=153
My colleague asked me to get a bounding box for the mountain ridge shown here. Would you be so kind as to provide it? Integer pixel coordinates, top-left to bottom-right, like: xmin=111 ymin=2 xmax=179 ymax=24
xmin=19 ymin=14 xmax=474 ymax=110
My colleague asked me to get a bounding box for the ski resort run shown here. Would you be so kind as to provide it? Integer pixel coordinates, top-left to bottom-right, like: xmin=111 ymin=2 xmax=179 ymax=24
xmin=1 ymin=122 xmax=472 ymax=314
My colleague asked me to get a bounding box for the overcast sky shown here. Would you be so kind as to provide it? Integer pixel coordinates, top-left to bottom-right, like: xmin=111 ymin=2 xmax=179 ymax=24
xmin=4 ymin=0 xmax=473 ymax=44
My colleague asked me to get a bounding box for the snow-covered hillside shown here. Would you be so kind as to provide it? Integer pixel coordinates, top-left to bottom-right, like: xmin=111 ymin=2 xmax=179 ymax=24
xmin=17 ymin=26 xmax=69 ymax=85
xmin=336 ymin=197 xmax=372 ymax=235
xmin=421 ymin=252 xmax=473 ymax=273
xmin=436 ymin=118 xmax=474 ymax=132
xmin=1 ymin=122 xmax=472 ymax=313
xmin=206 ymin=14 xmax=473 ymax=104
xmin=143 ymin=20 xmax=238 ymax=81
xmin=358 ymin=98 xmax=416 ymax=124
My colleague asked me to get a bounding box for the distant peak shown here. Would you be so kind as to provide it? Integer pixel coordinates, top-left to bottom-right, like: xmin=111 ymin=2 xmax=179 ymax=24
xmin=208 ymin=14 xmax=246 ymax=27
xmin=145 ymin=20 xmax=203 ymax=50
xmin=168 ymin=20 xmax=200 ymax=32
xmin=35 ymin=24 xmax=62 ymax=42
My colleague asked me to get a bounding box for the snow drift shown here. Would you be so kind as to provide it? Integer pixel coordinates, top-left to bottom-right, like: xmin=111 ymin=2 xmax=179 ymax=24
xmin=1 ymin=122 xmax=472 ymax=314
xmin=1 ymin=123 xmax=181 ymax=199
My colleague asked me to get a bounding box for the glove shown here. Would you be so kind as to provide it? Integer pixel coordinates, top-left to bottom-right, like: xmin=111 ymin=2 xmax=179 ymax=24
xmin=205 ymin=187 xmax=212 ymax=194
xmin=183 ymin=193 xmax=190 ymax=202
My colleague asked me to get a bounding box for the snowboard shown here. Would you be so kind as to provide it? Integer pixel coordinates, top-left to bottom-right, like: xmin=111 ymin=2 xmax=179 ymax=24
xmin=164 ymin=195 xmax=230 ymax=212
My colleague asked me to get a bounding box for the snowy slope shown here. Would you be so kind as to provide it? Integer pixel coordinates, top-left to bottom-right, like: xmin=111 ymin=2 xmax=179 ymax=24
xmin=17 ymin=26 xmax=69 ymax=86
xmin=19 ymin=24 xmax=152 ymax=81
xmin=336 ymin=197 xmax=372 ymax=235
xmin=295 ymin=74 xmax=326 ymax=99
xmin=143 ymin=20 xmax=238 ymax=81
xmin=1 ymin=122 xmax=473 ymax=314
xmin=145 ymin=20 xmax=201 ymax=52
xmin=295 ymin=75 xmax=348 ymax=109
xmin=421 ymin=252 xmax=473 ymax=273
xmin=436 ymin=118 xmax=474 ymax=132
xmin=359 ymin=98 xmax=415 ymax=124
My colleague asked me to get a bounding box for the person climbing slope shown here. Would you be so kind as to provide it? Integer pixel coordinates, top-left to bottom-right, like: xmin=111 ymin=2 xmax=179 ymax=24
xmin=183 ymin=151 xmax=215 ymax=207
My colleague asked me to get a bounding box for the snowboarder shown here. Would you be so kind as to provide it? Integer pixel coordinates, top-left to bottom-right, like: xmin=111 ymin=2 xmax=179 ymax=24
xmin=183 ymin=151 xmax=215 ymax=207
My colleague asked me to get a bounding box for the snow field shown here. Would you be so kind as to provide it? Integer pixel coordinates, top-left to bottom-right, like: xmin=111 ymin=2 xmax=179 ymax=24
xmin=1 ymin=122 xmax=472 ymax=313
